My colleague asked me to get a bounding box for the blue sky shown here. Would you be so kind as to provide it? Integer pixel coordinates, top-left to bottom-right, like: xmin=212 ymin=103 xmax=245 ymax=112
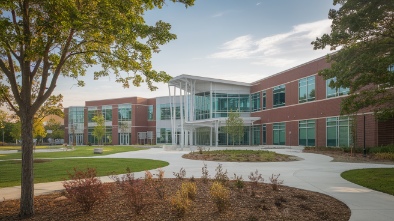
xmin=58 ymin=0 xmax=336 ymax=107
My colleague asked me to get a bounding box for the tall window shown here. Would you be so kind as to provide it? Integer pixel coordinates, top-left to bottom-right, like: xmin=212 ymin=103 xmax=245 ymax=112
xmin=262 ymin=91 xmax=266 ymax=110
xmin=252 ymin=125 xmax=261 ymax=145
xmin=273 ymin=122 xmax=285 ymax=145
xmin=159 ymin=104 xmax=180 ymax=120
xmin=326 ymin=117 xmax=352 ymax=147
xmin=299 ymin=76 xmax=315 ymax=103
xmin=147 ymin=105 xmax=154 ymax=121
xmin=251 ymin=92 xmax=261 ymax=112
xmin=262 ymin=124 xmax=266 ymax=145
xmin=299 ymin=120 xmax=315 ymax=146
xmin=326 ymin=77 xmax=349 ymax=98
xmin=273 ymin=85 xmax=285 ymax=108
xmin=102 ymin=105 xmax=112 ymax=121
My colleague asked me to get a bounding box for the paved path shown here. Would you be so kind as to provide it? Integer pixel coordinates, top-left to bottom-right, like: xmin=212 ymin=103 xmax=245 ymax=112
xmin=1 ymin=147 xmax=394 ymax=221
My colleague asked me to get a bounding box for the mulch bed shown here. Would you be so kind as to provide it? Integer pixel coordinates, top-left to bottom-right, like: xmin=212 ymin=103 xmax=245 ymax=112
xmin=0 ymin=179 xmax=350 ymax=221
xmin=303 ymin=150 xmax=394 ymax=164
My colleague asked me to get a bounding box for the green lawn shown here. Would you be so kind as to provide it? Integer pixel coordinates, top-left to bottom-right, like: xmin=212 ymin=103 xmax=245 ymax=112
xmin=341 ymin=168 xmax=394 ymax=195
xmin=0 ymin=145 xmax=144 ymax=160
xmin=0 ymin=158 xmax=169 ymax=188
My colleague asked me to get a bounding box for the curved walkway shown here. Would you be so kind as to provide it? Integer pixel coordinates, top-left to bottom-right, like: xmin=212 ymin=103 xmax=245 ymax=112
xmin=1 ymin=147 xmax=394 ymax=221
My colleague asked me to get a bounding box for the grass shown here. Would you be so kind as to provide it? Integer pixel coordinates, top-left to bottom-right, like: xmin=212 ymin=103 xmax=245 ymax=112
xmin=341 ymin=168 xmax=394 ymax=195
xmin=0 ymin=158 xmax=169 ymax=188
xmin=0 ymin=145 xmax=144 ymax=160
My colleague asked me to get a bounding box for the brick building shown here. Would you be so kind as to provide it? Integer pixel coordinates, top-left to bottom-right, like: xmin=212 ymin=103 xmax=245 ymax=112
xmin=64 ymin=56 xmax=394 ymax=147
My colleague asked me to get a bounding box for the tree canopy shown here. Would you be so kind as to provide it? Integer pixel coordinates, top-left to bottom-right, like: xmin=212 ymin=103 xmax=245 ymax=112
xmin=0 ymin=0 xmax=195 ymax=217
xmin=225 ymin=111 xmax=244 ymax=145
xmin=312 ymin=0 xmax=394 ymax=120
xmin=92 ymin=113 xmax=105 ymax=145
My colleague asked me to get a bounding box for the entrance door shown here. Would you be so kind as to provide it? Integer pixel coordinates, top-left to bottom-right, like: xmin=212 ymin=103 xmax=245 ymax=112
xmin=119 ymin=133 xmax=130 ymax=145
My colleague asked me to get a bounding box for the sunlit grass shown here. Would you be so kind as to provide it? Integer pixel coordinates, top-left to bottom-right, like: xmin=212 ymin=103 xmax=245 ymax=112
xmin=0 ymin=158 xmax=169 ymax=188
xmin=341 ymin=168 xmax=394 ymax=195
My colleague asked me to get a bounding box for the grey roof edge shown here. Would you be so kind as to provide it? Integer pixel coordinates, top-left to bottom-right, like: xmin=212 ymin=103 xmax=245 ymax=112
xmin=169 ymin=74 xmax=251 ymax=87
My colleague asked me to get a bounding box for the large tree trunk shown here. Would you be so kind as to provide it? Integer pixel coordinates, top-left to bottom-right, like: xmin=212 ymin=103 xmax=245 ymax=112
xmin=19 ymin=112 xmax=35 ymax=218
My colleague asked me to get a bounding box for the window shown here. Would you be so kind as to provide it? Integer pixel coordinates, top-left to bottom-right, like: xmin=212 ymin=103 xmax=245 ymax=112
xmin=273 ymin=85 xmax=285 ymax=107
xmin=252 ymin=125 xmax=261 ymax=145
xmin=102 ymin=105 xmax=112 ymax=121
xmin=326 ymin=78 xmax=349 ymax=98
xmin=251 ymin=92 xmax=261 ymax=112
xmin=273 ymin=122 xmax=285 ymax=145
xmin=326 ymin=117 xmax=352 ymax=147
xmin=388 ymin=64 xmax=394 ymax=72
xmin=299 ymin=120 xmax=315 ymax=146
xmin=159 ymin=104 xmax=180 ymax=120
xmin=262 ymin=91 xmax=266 ymax=110
xmin=299 ymin=76 xmax=315 ymax=103
xmin=147 ymin=105 xmax=154 ymax=121
xmin=262 ymin=124 xmax=266 ymax=145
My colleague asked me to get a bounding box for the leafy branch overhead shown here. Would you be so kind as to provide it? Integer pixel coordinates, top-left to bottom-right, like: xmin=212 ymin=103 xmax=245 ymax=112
xmin=312 ymin=0 xmax=394 ymax=120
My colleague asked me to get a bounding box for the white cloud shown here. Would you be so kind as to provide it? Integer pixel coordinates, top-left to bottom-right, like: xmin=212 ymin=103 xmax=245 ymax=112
xmin=208 ymin=19 xmax=333 ymax=68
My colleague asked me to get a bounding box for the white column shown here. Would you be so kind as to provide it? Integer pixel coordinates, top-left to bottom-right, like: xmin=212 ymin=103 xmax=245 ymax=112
xmin=210 ymin=126 xmax=212 ymax=146
xmin=179 ymin=82 xmax=184 ymax=149
xmin=215 ymin=120 xmax=219 ymax=147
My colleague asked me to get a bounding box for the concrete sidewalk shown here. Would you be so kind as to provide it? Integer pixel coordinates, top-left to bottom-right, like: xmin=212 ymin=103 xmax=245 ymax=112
xmin=1 ymin=147 xmax=394 ymax=221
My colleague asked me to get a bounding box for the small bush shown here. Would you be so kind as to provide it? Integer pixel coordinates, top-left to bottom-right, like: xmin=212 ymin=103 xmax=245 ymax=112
xmin=124 ymin=180 xmax=149 ymax=215
xmin=373 ymin=152 xmax=394 ymax=160
xmin=63 ymin=167 xmax=107 ymax=212
xmin=370 ymin=144 xmax=394 ymax=154
xmin=181 ymin=181 xmax=197 ymax=201
xmin=145 ymin=170 xmax=153 ymax=181
xmin=110 ymin=167 xmax=136 ymax=188
xmin=269 ymin=174 xmax=284 ymax=191
xmin=214 ymin=163 xmax=229 ymax=185
xmin=169 ymin=189 xmax=191 ymax=217
xmin=173 ymin=167 xmax=186 ymax=180
xmin=153 ymin=168 xmax=166 ymax=199
xmin=233 ymin=173 xmax=244 ymax=189
xmin=201 ymin=163 xmax=210 ymax=183
xmin=248 ymin=169 xmax=263 ymax=196
xmin=210 ymin=181 xmax=230 ymax=212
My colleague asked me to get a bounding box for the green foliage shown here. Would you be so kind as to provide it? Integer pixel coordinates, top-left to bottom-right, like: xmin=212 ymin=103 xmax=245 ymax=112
xmin=341 ymin=168 xmax=394 ymax=195
xmin=9 ymin=121 xmax=21 ymax=142
xmin=92 ymin=114 xmax=105 ymax=145
xmin=210 ymin=181 xmax=230 ymax=212
xmin=45 ymin=118 xmax=64 ymax=140
xmin=214 ymin=163 xmax=229 ymax=185
xmin=312 ymin=1 xmax=394 ymax=120
xmin=63 ymin=167 xmax=108 ymax=212
xmin=225 ymin=111 xmax=244 ymax=145
xmin=233 ymin=173 xmax=244 ymax=189
xmin=369 ymin=144 xmax=394 ymax=154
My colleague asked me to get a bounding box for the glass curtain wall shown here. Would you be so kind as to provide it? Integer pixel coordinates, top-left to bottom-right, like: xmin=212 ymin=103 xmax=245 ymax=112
xmin=102 ymin=105 xmax=112 ymax=144
xmin=326 ymin=117 xmax=352 ymax=147
xmin=211 ymin=92 xmax=250 ymax=118
xmin=68 ymin=107 xmax=84 ymax=145
xmin=299 ymin=76 xmax=315 ymax=103
xmin=273 ymin=123 xmax=286 ymax=145
xmin=299 ymin=120 xmax=315 ymax=146
xmin=87 ymin=107 xmax=97 ymax=144
xmin=118 ymin=104 xmax=131 ymax=145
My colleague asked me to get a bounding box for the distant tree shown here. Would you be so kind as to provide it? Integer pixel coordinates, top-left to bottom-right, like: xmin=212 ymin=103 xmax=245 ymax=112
xmin=33 ymin=120 xmax=46 ymax=144
xmin=225 ymin=111 xmax=244 ymax=145
xmin=45 ymin=118 xmax=64 ymax=140
xmin=10 ymin=121 xmax=21 ymax=144
xmin=312 ymin=0 xmax=394 ymax=120
xmin=0 ymin=0 xmax=194 ymax=217
xmin=92 ymin=114 xmax=105 ymax=146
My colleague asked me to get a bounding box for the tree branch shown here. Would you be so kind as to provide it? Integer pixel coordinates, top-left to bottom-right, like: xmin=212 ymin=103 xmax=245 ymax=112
xmin=0 ymin=59 xmax=22 ymax=105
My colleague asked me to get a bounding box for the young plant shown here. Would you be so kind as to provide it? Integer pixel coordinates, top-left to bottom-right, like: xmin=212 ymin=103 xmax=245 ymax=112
xmin=110 ymin=167 xmax=136 ymax=188
xmin=248 ymin=169 xmax=264 ymax=196
xmin=170 ymin=188 xmax=192 ymax=217
xmin=214 ymin=163 xmax=229 ymax=185
xmin=233 ymin=173 xmax=244 ymax=189
xmin=181 ymin=181 xmax=197 ymax=201
xmin=201 ymin=163 xmax=210 ymax=183
xmin=63 ymin=167 xmax=107 ymax=213
xmin=173 ymin=167 xmax=186 ymax=180
xmin=269 ymin=173 xmax=284 ymax=191
xmin=210 ymin=181 xmax=230 ymax=212
xmin=153 ymin=168 xmax=166 ymax=199
xmin=124 ymin=180 xmax=149 ymax=215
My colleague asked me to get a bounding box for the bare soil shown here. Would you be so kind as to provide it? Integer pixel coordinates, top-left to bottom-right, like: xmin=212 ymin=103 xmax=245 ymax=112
xmin=0 ymin=179 xmax=350 ymax=221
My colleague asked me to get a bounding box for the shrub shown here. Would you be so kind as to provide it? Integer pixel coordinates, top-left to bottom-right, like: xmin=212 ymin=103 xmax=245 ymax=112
xmin=210 ymin=181 xmax=230 ymax=212
xmin=169 ymin=189 xmax=191 ymax=217
xmin=214 ymin=163 xmax=229 ymax=185
xmin=248 ymin=169 xmax=263 ymax=196
xmin=124 ymin=180 xmax=149 ymax=215
xmin=233 ymin=173 xmax=244 ymax=189
xmin=373 ymin=152 xmax=394 ymax=161
xmin=63 ymin=167 xmax=107 ymax=212
xmin=181 ymin=181 xmax=197 ymax=201
xmin=173 ymin=167 xmax=186 ymax=180
xmin=269 ymin=174 xmax=284 ymax=191
xmin=153 ymin=168 xmax=166 ymax=199
xmin=370 ymin=144 xmax=394 ymax=154
xmin=201 ymin=163 xmax=210 ymax=183
xmin=110 ymin=167 xmax=136 ymax=188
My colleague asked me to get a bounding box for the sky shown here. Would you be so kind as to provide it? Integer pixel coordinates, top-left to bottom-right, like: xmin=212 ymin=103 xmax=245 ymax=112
xmin=57 ymin=0 xmax=336 ymax=108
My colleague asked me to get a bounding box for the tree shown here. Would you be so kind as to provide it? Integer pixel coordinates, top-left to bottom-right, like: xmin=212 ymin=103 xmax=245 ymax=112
xmin=33 ymin=119 xmax=46 ymax=143
xmin=312 ymin=0 xmax=394 ymax=120
xmin=92 ymin=114 xmax=105 ymax=145
xmin=0 ymin=0 xmax=194 ymax=217
xmin=10 ymin=121 xmax=21 ymax=143
xmin=225 ymin=111 xmax=244 ymax=145
xmin=45 ymin=118 xmax=64 ymax=140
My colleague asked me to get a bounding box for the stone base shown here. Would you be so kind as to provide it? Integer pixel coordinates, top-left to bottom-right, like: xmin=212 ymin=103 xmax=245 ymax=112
xmin=94 ymin=148 xmax=103 ymax=154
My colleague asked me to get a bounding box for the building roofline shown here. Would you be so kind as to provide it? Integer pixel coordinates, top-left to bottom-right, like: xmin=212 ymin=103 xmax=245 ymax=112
xmin=169 ymin=74 xmax=250 ymax=87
